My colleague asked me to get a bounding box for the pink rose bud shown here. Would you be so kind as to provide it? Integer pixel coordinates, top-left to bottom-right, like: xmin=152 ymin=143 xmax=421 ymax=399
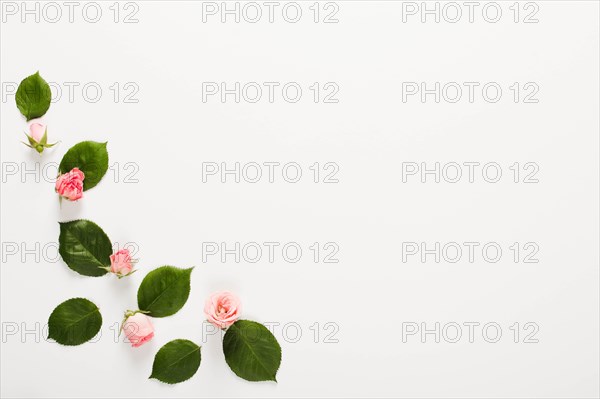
xmin=109 ymin=249 xmax=136 ymax=278
xmin=204 ymin=291 xmax=242 ymax=329
xmin=30 ymin=122 xmax=45 ymax=142
xmin=55 ymin=167 xmax=85 ymax=201
xmin=123 ymin=312 xmax=154 ymax=348
xmin=23 ymin=120 xmax=57 ymax=154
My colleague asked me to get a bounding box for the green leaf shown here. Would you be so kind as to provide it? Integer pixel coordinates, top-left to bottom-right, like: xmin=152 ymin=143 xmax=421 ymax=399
xmin=48 ymin=298 xmax=102 ymax=346
xmin=150 ymin=339 xmax=201 ymax=384
xmin=16 ymin=71 xmax=51 ymax=120
xmin=58 ymin=220 xmax=111 ymax=277
xmin=137 ymin=266 xmax=193 ymax=317
xmin=223 ymin=320 xmax=282 ymax=382
xmin=59 ymin=141 xmax=109 ymax=191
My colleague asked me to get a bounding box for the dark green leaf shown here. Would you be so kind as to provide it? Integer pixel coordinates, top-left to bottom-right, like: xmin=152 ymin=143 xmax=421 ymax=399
xmin=59 ymin=141 xmax=109 ymax=191
xmin=223 ymin=320 xmax=281 ymax=382
xmin=150 ymin=339 xmax=201 ymax=384
xmin=59 ymin=220 xmax=111 ymax=277
xmin=137 ymin=266 xmax=193 ymax=317
xmin=48 ymin=298 xmax=102 ymax=346
xmin=16 ymin=71 xmax=51 ymax=120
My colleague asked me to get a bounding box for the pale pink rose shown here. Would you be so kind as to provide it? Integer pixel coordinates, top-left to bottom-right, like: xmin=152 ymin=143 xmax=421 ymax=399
xmin=23 ymin=120 xmax=56 ymax=154
xmin=204 ymin=291 xmax=241 ymax=329
xmin=55 ymin=168 xmax=84 ymax=201
xmin=110 ymin=249 xmax=134 ymax=277
xmin=28 ymin=122 xmax=46 ymax=142
xmin=123 ymin=313 xmax=154 ymax=347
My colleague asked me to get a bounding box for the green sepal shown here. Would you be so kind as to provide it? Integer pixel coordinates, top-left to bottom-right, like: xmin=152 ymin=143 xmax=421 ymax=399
xmin=23 ymin=129 xmax=57 ymax=154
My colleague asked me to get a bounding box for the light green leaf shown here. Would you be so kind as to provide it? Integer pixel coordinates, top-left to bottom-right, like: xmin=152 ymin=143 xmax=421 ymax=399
xmin=137 ymin=266 xmax=193 ymax=317
xmin=223 ymin=320 xmax=282 ymax=382
xmin=16 ymin=71 xmax=51 ymax=120
xmin=150 ymin=339 xmax=201 ymax=384
xmin=59 ymin=141 xmax=109 ymax=191
xmin=48 ymin=298 xmax=102 ymax=346
xmin=58 ymin=220 xmax=111 ymax=277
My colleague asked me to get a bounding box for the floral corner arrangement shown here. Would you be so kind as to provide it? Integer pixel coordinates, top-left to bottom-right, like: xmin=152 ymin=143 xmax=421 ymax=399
xmin=17 ymin=71 xmax=283 ymax=385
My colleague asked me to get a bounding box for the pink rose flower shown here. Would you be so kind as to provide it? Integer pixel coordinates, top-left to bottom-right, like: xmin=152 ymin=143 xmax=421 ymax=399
xmin=123 ymin=313 xmax=154 ymax=347
xmin=55 ymin=168 xmax=84 ymax=201
xmin=204 ymin=291 xmax=241 ymax=329
xmin=110 ymin=249 xmax=135 ymax=278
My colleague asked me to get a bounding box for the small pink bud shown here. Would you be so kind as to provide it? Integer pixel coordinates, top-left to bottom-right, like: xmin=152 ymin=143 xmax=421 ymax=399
xmin=123 ymin=313 xmax=154 ymax=348
xmin=23 ymin=119 xmax=57 ymax=154
xmin=29 ymin=122 xmax=45 ymax=142
xmin=110 ymin=249 xmax=136 ymax=278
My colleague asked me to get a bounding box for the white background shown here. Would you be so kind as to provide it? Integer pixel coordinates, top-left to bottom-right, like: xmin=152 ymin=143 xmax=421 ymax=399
xmin=1 ymin=1 xmax=599 ymax=398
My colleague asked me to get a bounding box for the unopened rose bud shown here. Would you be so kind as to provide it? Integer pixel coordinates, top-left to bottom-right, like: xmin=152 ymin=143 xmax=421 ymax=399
xmin=109 ymin=249 xmax=137 ymax=278
xmin=22 ymin=120 xmax=57 ymax=154
xmin=29 ymin=122 xmax=45 ymax=142
xmin=122 ymin=311 xmax=154 ymax=347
